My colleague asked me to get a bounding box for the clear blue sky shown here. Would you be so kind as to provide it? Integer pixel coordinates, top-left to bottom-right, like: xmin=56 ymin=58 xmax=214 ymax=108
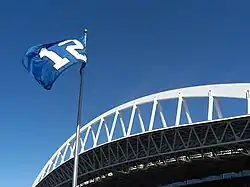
xmin=1 ymin=0 xmax=250 ymax=186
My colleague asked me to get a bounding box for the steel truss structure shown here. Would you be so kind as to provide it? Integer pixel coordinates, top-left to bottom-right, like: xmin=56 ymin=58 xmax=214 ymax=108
xmin=33 ymin=83 xmax=250 ymax=187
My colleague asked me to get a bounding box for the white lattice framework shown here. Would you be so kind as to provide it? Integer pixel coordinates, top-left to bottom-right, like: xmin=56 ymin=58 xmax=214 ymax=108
xmin=33 ymin=83 xmax=250 ymax=187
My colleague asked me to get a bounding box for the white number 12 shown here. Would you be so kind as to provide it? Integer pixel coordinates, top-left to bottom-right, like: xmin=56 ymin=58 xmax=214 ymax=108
xmin=39 ymin=39 xmax=87 ymax=70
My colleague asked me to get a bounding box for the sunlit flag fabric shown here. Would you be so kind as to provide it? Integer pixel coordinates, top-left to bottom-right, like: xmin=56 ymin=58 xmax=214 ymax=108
xmin=22 ymin=36 xmax=87 ymax=90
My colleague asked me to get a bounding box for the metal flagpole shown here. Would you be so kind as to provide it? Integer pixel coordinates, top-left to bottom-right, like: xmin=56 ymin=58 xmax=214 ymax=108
xmin=72 ymin=28 xmax=88 ymax=187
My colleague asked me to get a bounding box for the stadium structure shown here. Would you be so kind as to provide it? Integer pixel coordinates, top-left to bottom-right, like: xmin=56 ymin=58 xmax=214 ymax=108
xmin=32 ymin=83 xmax=250 ymax=187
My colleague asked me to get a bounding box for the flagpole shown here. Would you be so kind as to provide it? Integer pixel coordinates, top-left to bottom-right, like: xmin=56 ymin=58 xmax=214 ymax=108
xmin=72 ymin=28 xmax=88 ymax=187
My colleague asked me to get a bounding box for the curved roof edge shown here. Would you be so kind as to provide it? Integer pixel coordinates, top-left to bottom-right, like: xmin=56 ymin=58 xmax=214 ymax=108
xmin=33 ymin=83 xmax=250 ymax=187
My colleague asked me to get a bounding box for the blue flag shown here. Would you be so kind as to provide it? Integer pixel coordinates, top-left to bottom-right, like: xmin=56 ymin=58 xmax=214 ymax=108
xmin=22 ymin=36 xmax=87 ymax=90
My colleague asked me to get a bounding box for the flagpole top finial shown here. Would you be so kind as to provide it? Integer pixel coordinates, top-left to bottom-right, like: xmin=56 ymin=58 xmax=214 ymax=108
xmin=84 ymin=29 xmax=88 ymax=34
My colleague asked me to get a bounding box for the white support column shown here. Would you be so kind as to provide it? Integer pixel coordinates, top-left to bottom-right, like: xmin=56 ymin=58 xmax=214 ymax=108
xmin=214 ymin=98 xmax=223 ymax=119
xmin=175 ymin=93 xmax=183 ymax=126
xmin=127 ymin=105 xmax=136 ymax=136
xmin=91 ymin=128 xmax=96 ymax=145
xmin=109 ymin=111 xmax=119 ymax=142
xmin=137 ymin=106 xmax=146 ymax=132
xmin=182 ymin=98 xmax=192 ymax=124
xmin=61 ymin=143 xmax=69 ymax=163
xmin=70 ymin=141 xmax=76 ymax=159
xmin=93 ymin=119 xmax=104 ymax=147
xmin=53 ymin=152 xmax=61 ymax=169
xmin=41 ymin=167 xmax=47 ymax=179
xmin=46 ymin=161 xmax=53 ymax=174
xmin=247 ymin=90 xmax=250 ymax=114
xmin=104 ymin=119 xmax=110 ymax=140
xmin=157 ymin=101 xmax=167 ymax=128
xmin=80 ymin=126 xmax=91 ymax=153
xmin=149 ymin=99 xmax=157 ymax=131
xmin=208 ymin=90 xmax=213 ymax=121
xmin=118 ymin=112 xmax=127 ymax=137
